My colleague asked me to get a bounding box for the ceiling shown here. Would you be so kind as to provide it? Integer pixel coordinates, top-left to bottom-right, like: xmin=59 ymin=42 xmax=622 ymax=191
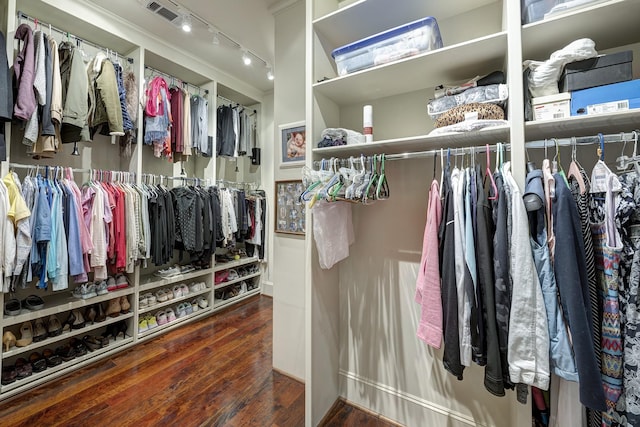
xmin=87 ymin=0 xmax=280 ymax=97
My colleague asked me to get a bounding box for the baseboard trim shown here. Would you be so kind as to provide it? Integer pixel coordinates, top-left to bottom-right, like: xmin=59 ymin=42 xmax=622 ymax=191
xmin=339 ymin=370 xmax=487 ymax=427
xmin=272 ymin=367 xmax=305 ymax=384
xmin=261 ymin=280 xmax=273 ymax=297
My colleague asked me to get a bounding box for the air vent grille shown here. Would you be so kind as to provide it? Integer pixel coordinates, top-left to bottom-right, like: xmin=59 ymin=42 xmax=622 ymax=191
xmin=145 ymin=0 xmax=180 ymax=25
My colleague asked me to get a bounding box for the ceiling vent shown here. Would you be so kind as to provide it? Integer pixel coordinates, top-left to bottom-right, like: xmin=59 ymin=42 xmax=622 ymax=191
xmin=144 ymin=0 xmax=180 ymax=26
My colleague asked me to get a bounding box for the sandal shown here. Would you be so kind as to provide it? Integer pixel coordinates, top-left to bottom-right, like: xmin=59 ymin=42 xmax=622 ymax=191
xmin=22 ymin=295 xmax=44 ymax=311
xmin=4 ymin=298 xmax=21 ymax=316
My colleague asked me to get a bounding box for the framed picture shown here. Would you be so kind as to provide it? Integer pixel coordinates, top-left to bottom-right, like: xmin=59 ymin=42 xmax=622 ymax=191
xmin=279 ymin=121 xmax=306 ymax=168
xmin=275 ymin=180 xmax=306 ymax=235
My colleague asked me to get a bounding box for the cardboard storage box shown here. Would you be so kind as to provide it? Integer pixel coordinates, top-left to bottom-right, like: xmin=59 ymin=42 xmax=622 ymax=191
xmin=532 ymin=92 xmax=571 ymax=120
xmin=559 ymin=51 xmax=633 ymax=92
xmin=331 ymin=17 xmax=443 ymax=76
xmin=570 ymin=79 xmax=640 ymax=116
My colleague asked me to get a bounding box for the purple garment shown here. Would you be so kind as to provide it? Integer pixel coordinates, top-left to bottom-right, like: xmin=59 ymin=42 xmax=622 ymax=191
xmin=13 ymin=24 xmax=36 ymax=120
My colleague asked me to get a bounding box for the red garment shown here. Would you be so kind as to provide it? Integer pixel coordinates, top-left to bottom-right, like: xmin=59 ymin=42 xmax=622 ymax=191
xmin=114 ymin=186 xmax=127 ymax=272
xmin=145 ymin=76 xmax=169 ymax=117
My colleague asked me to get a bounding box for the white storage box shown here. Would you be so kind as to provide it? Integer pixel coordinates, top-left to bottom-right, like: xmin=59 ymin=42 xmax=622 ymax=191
xmin=331 ymin=17 xmax=443 ymax=77
xmin=532 ymin=92 xmax=571 ymax=120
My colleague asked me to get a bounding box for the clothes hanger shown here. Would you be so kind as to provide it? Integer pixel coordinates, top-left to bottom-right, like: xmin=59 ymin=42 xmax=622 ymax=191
xmin=553 ymin=138 xmax=570 ymax=187
xmin=591 ymin=133 xmax=621 ymax=193
xmin=376 ymin=154 xmax=389 ymax=200
xmin=567 ymin=136 xmax=586 ymax=194
xmin=486 ymin=144 xmax=498 ymax=200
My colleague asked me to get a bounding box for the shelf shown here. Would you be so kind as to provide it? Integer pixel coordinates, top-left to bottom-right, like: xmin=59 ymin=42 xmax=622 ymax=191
xmin=2 ymin=287 xmax=134 ymax=328
xmin=213 ymin=288 xmax=261 ymax=313
xmin=312 ymin=31 xmax=507 ymax=105
xmin=525 ymin=110 xmax=640 ymax=141
xmin=2 ymin=313 xmax=134 ymax=359
xmin=312 ymin=125 xmax=511 ymax=158
xmin=522 ymin=0 xmax=640 ymax=60
xmin=213 ymin=256 xmax=259 ymax=272
xmin=137 ymin=307 xmax=211 ymax=341
xmin=0 ymin=336 xmax=134 ymax=395
xmin=214 ymin=272 xmax=261 ymax=291
xmin=137 ymin=287 xmax=211 ymax=315
xmin=138 ymin=267 xmax=214 ymax=292
xmin=312 ymin=0 xmax=498 ymax=49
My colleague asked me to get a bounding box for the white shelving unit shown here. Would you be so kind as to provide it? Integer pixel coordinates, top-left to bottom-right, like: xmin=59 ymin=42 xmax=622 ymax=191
xmin=0 ymin=0 xmax=265 ymax=401
xmin=305 ymin=0 xmax=640 ymax=426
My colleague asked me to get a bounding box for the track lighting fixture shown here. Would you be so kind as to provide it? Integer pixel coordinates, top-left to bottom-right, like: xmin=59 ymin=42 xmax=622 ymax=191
xmin=212 ymin=32 xmax=220 ymax=45
xmin=242 ymin=50 xmax=252 ymax=66
xmin=180 ymin=12 xmax=192 ymax=33
xmin=267 ymin=67 xmax=274 ymax=81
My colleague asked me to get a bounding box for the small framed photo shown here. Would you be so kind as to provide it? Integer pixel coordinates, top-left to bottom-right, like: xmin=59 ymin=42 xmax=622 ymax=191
xmin=279 ymin=121 xmax=306 ymax=168
xmin=275 ymin=180 xmax=305 ymax=235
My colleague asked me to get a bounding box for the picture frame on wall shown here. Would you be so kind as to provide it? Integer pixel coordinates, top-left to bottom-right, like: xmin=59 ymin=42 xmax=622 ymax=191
xmin=275 ymin=180 xmax=305 ymax=235
xmin=279 ymin=121 xmax=306 ymax=168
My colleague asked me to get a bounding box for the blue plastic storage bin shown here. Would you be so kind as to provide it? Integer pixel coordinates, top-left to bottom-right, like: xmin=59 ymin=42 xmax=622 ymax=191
xmin=331 ymin=17 xmax=443 ymax=76
xmin=570 ymin=79 xmax=640 ymax=116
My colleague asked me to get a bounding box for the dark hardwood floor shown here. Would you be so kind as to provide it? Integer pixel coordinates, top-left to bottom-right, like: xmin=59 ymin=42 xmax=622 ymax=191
xmin=0 ymin=295 xmax=390 ymax=427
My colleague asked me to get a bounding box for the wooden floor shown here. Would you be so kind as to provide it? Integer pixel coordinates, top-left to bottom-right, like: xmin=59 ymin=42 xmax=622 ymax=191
xmin=0 ymin=295 xmax=389 ymax=427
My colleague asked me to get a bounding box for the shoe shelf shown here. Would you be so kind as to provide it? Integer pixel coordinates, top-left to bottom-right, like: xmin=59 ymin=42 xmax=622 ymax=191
xmin=137 ymin=287 xmax=211 ymax=315
xmin=0 ymin=336 xmax=134 ymax=396
xmin=1 ymin=287 xmax=135 ymax=328
xmin=213 ymin=287 xmax=260 ymax=313
xmin=213 ymin=256 xmax=259 ymax=272
xmin=214 ymin=272 xmax=261 ymax=291
xmin=2 ymin=313 xmax=134 ymax=360
xmin=137 ymin=307 xmax=211 ymax=341
xmin=138 ymin=267 xmax=214 ymax=292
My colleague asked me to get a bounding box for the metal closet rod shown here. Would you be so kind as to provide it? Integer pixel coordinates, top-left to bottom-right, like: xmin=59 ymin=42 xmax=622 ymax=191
xmin=314 ymin=143 xmax=512 ymax=165
xmin=144 ymin=65 xmax=209 ymax=95
xmin=217 ymin=95 xmax=255 ymax=113
xmin=525 ymin=131 xmax=639 ymax=148
xmin=17 ymin=11 xmax=134 ymax=64
xmin=8 ymin=162 xmax=90 ymax=174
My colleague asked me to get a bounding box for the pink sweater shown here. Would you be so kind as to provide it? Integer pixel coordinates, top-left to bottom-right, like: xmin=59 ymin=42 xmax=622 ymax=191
xmin=415 ymin=179 xmax=443 ymax=348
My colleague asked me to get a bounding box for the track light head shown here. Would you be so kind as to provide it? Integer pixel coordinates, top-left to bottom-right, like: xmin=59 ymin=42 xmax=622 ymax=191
xmin=180 ymin=13 xmax=192 ymax=32
xmin=242 ymin=50 xmax=252 ymax=66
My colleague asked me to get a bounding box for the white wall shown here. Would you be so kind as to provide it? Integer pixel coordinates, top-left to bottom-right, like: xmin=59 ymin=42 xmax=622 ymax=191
xmin=272 ymin=0 xmax=306 ymax=381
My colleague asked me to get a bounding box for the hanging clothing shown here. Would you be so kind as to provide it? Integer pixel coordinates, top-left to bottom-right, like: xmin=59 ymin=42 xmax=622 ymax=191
xmin=415 ymin=179 xmax=442 ymax=349
xmin=59 ymin=41 xmax=89 ymax=143
xmin=13 ymin=24 xmax=37 ymax=121
xmin=439 ymin=160 xmax=464 ymax=379
xmin=504 ymin=162 xmax=550 ymax=390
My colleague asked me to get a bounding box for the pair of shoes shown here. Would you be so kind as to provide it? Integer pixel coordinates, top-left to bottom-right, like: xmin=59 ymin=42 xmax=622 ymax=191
xmin=156 ymin=288 xmax=176 ymax=302
xmin=106 ymin=277 xmax=118 ymax=292
xmin=154 ymin=265 xmax=181 ymax=278
xmin=139 ymin=293 xmax=157 ymax=308
xmin=176 ymin=303 xmax=187 ymax=318
xmin=190 ymin=282 xmax=207 ymax=293
xmin=55 ymin=344 xmax=76 ymax=362
xmin=43 ymin=348 xmax=62 ymax=367
xmin=165 ymin=308 xmax=176 ymax=322
xmin=33 ymin=318 xmax=47 ymax=342
xmin=1 ymin=366 xmax=17 ymax=384
xmin=22 ymin=295 xmax=44 ymax=311
xmin=15 ymin=358 xmax=32 ymax=379
xmin=71 ymin=283 xmax=97 ymax=300
xmin=4 ymin=298 xmax=21 ymax=316
xmin=48 ymin=314 xmax=63 ymax=337
xmin=105 ymin=298 xmax=122 ymax=317
xmin=120 ymin=296 xmax=131 ymax=314
xmin=156 ymin=311 xmax=168 ymax=326
xmin=16 ymin=322 xmax=34 ymax=347
xmin=84 ymin=305 xmax=97 ymax=325
xmin=69 ymin=338 xmax=89 ymax=357
xmin=64 ymin=309 xmax=85 ymax=331
xmin=95 ymin=281 xmax=109 ymax=295
xmin=3 ymin=331 xmax=17 ymax=351
xmin=103 ymin=321 xmax=128 ymax=341
xmin=29 ymin=352 xmax=47 ymax=372
xmin=172 ymin=285 xmax=184 ymax=298
xmin=115 ymin=274 xmax=129 ymax=289
xmin=215 ymin=270 xmax=229 ymax=284
xmin=197 ymin=296 xmax=209 ymax=309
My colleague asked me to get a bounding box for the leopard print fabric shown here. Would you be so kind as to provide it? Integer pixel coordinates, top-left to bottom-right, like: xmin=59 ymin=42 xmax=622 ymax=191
xmin=434 ymin=102 xmax=505 ymax=128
